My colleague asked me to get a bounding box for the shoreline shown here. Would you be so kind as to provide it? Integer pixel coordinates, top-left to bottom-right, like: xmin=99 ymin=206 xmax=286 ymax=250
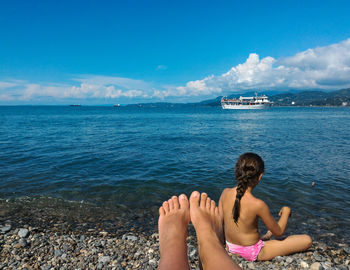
xmin=1 ymin=223 xmax=349 ymax=269
xmin=1 ymin=200 xmax=350 ymax=269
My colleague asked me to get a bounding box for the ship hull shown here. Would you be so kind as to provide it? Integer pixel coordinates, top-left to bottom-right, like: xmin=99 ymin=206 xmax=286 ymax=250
xmin=221 ymin=104 xmax=271 ymax=109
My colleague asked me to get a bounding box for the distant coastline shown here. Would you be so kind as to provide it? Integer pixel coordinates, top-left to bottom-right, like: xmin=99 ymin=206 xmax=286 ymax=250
xmin=124 ymin=88 xmax=350 ymax=108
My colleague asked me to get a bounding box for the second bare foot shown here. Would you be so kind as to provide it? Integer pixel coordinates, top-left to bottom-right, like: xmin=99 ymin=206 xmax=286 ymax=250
xmin=189 ymin=191 xmax=223 ymax=241
xmin=158 ymin=194 xmax=190 ymax=270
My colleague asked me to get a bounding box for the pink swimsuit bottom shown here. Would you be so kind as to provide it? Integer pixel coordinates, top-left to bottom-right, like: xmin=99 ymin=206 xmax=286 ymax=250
xmin=226 ymin=240 xmax=265 ymax=261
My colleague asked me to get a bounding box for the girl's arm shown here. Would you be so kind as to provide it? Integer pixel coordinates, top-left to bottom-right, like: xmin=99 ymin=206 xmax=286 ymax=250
xmin=257 ymin=201 xmax=291 ymax=237
xmin=260 ymin=207 xmax=292 ymax=240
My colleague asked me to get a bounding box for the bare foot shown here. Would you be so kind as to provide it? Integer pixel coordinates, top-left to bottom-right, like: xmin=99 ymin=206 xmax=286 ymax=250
xmin=190 ymin=191 xmax=241 ymax=270
xmin=190 ymin=191 xmax=223 ymax=246
xmin=158 ymin=194 xmax=191 ymax=270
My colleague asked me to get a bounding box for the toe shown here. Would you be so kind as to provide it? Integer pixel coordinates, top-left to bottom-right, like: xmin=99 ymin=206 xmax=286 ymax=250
xmin=179 ymin=194 xmax=189 ymax=209
xmin=190 ymin=191 xmax=200 ymax=207
xmin=211 ymin=200 xmax=216 ymax=213
xmin=206 ymin=197 xmax=211 ymax=210
xmin=168 ymin=198 xmax=174 ymax=210
xmin=172 ymin=196 xmax=180 ymax=209
xmin=159 ymin=206 xmax=165 ymax=216
xmin=200 ymin=193 xmax=208 ymax=208
xmin=162 ymin=201 xmax=170 ymax=213
xmin=214 ymin=206 xmax=219 ymax=215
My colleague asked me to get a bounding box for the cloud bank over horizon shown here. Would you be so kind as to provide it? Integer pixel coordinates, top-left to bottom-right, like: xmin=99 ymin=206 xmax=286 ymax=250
xmin=1 ymin=38 xmax=350 ymax=104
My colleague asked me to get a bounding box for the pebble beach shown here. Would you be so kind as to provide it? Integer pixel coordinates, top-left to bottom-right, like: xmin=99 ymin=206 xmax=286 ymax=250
xmin=1 ymin=199 xmax=349 ymax=270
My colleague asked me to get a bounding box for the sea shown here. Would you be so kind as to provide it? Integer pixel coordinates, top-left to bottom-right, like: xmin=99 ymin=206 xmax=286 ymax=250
xmin=0 ymin=106 xmax=349 ymax=243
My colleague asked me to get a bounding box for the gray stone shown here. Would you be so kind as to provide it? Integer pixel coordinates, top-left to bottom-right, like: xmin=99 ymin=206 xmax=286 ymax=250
xmin=300 ymin=260 xmax=309 ymax=268
xmin=321 ymin=261 xmax=332 ymax=269
xmin=18 ymin=228 xmax=29 ymax=238
xmin=54 ymin=249 xmax=63 ymax=257
xmin=98 ymin=256 xmax=111 ymax=264
xmin=19 ymin=238 xmax=27 ymax=247
xmin=315 ymin=255 xmax=326 ymax=262
xmin=310 ymin=262 xmax=323 ymax=270
xmin=1 ymin=225 xmax=11 ymax=233
xmin=247 ymin=262 xmax=255 ymax=269
xmin=189 ymin=248 xmax=197 ymax=258
xmin=122 ymin=234 xmax=138 ymax=241
xmin=286 ymin=257 xmax=293 ymax=263
xmin=344 ymin=247 xmax=350 ymax=254
xmin=149 ymin=259 xmax=157 ymax=267
xmin=275 ymin=256 xmax=283 ymax=262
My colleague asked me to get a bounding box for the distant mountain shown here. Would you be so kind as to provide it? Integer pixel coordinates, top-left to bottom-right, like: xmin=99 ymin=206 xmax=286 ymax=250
xmin=270 ymin=88 xmax=350 ymax=106
xmin=125 ymin=102 xmax=190 ymax=108
xmin=201 ymin=88 xmax=350 ymax=107
xmin=124 ymin=88 xmax=350 ymax=108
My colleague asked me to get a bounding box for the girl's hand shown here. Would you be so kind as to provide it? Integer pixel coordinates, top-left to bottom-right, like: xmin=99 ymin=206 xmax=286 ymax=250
xmin=261 ymin=230 xmax=272 ymax=240
xmin=279 ymin=206 xmax=291 ymax=217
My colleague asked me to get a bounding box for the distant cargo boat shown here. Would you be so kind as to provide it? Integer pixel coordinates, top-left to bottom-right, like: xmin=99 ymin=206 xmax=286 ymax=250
xmin=69 ymin=104 xmax=81 ymax=107
xmin=113 ymin=104 xmax=120 ymax=107
xmin=221 ymin=94 xmax=273 ymax=109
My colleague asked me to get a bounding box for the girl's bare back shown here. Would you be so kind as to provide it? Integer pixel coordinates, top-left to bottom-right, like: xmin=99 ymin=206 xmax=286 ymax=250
xmin=219 ymin=187 xmax=264 ymax=246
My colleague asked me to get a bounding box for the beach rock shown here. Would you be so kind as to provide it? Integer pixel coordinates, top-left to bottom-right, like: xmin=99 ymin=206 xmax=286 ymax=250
xmin=149 ymin=259 xmax=157 ymax=267
xmin=54 ymin=249 xmax=63 ymax=257
xmin=274 ymin=256 xmax=283 ymax=262
xmin=321 ymin=261 xmax=332 ymax=269
xmin=19 ymin=238 xmax=27 ymax=247
xmin=286 ymin=256 xmax=293 ymax=263
xmin=122 ymin=234 xmax=138 ymax=241
xmin=1 ymin=225 xmax=11 ymax=233
xmin=247 ymin=262 xmax=256 ymax=269
xmin=98 ymin=256 xmax=111 ymax=264
xmin=310 ymin=262 xmax=323 ymax=270
xmin=300 ymin=260 xmax=309 ymax=268
xmin=18 ymin=228 xmax=29 ymax=238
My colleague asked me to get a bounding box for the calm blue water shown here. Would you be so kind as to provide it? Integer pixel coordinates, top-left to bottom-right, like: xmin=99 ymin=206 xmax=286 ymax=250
xmin=1 ymin=106 xmax=350 ymax=236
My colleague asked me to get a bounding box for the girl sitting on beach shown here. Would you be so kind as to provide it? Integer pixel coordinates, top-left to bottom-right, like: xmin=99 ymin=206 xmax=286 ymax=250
xmin=219 ymin=152 xmax=312 ymax=261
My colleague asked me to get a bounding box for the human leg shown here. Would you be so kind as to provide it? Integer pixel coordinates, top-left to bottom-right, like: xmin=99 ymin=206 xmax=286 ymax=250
xmin=257 ymin=234 xmax=312 ymax=261
xmin=157 ymin=194 xmax=191 ymax=270
xmin=190 ymin=191 xmax=241 ymax=270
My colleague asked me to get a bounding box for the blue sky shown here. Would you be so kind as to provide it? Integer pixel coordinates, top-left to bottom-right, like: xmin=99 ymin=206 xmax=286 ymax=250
xmin=1 ymin=0 xmax=350 ymax=104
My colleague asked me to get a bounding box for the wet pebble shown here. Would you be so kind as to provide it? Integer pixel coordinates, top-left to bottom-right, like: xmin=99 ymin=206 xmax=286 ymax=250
xmin=1 ymin=225 xmax=11 ymax=233
xmin=0 ymin=224 xmax=348 ymax=270
xmin=310 ymin=262 xmax=322 ymax=270
xmin=18 ymin=228 xmax=29 ymax=238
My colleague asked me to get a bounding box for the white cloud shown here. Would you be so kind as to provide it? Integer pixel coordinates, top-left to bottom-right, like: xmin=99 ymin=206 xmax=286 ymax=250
xmin=1 ymin=38 xmax=350 ymax=103
xmin=156 ymin=65 xmax=167 ymax=71
xmin=0 ymin=76 xmax=152 ymax=102
xmin=177 ymin=38 xmax=350 ymax=95
xmin=0 ymin=81 xmax=18 ymax=89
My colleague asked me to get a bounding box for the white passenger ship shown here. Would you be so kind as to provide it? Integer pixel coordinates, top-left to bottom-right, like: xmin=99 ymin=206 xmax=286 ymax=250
xmin=221 ymin=94 xmax=273 ymax=109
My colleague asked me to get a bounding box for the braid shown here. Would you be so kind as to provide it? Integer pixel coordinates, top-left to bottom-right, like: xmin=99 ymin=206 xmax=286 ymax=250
xmin=232 ymin=180 xmax=248 ymax=223
xmin=232 ymin=153 xmax=265 ymax=224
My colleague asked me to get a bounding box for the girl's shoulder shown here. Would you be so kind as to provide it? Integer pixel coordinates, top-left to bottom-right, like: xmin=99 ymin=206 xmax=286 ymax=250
xmin=247 ymin=194 xmax=268 ymax=209
xmin=220 ymin=187 xmax=236 ymax=199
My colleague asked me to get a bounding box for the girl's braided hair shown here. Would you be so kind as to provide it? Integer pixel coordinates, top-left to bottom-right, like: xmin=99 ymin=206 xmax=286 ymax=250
xmin=232 ymin=153 xmax=264 ymax=223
